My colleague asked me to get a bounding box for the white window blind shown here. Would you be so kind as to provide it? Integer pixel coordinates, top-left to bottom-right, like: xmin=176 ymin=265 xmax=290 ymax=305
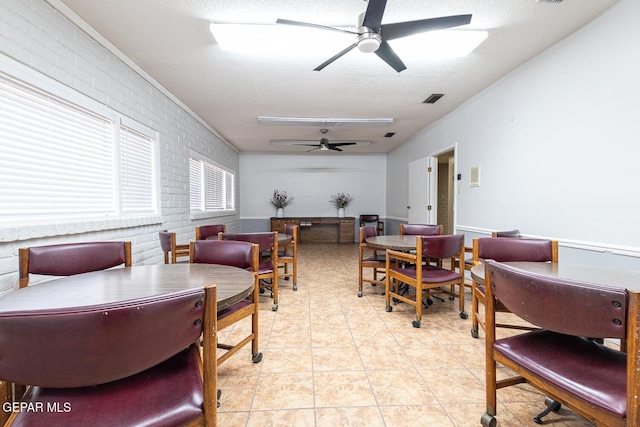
xmin=189 ymin=155 xmax=235 ymax=212
xmin=0 ymin=71 xmax=157 ymax=222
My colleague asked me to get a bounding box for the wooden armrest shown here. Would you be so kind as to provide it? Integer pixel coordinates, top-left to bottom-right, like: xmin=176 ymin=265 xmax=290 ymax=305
xmin=386 ymin=249 xmax=416 ymax=263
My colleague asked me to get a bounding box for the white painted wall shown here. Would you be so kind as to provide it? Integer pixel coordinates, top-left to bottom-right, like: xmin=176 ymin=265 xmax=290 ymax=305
xmin=240 ymin=153 xmax=386 ymax=224
xmin=387 ymin=0 xmax=640 ymax=268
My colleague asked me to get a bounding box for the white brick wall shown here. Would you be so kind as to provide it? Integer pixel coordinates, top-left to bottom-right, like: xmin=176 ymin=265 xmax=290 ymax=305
xmin=0 ymin=0 xmax=240 ymax=293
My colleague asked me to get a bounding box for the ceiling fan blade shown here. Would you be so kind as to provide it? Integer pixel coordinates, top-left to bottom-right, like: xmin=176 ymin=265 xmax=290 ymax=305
xmin=375 ymin=41 xmax=406 ymax=72
xmin=330 ymin=142 xmax=358 ymax=147
xmin=362 ymin=0 xmax=387 ymax=32
xmin=276 ymin=18 xmax=358 ymax=35
xmin=314 ymin=43 xmax=357 ymax=71
xmin=330 ymin=146 xmax=344 ymax=152
xmin=381 ymin=14 xmax=472 ymax=41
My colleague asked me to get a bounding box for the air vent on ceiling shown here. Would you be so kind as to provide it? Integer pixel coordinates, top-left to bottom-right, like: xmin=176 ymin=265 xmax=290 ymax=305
xmin=423 ymin=94 xmax=444 ymax=104
xmin=384 ymin=132 xmax=395 ymax=138
xmin=536 ymin=0 xmax=563 ymax=3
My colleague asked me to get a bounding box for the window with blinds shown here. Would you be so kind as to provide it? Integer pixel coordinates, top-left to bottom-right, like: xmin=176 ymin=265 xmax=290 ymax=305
xmin=189 ymin=156 xmax=235 ymax=212
xmin=0 ymin=71 xmax=157 ymax=223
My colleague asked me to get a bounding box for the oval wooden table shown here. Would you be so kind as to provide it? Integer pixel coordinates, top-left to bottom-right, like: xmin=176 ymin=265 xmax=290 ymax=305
xmin=0 ymin=263 xmax=255 ymax=313
xmin=206 ymin=233 xmax=292 ymax=245
xmin=365 ymin=235 xmax=418 ymax=250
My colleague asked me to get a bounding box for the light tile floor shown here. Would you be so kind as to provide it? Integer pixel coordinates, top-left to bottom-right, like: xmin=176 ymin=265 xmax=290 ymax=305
xmin=216 ymin=243 xmax=595 ymax=426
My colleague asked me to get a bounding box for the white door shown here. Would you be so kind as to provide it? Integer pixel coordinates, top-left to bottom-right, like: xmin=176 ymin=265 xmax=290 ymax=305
xmin=408 ymin=156 xmax=437 ymax=224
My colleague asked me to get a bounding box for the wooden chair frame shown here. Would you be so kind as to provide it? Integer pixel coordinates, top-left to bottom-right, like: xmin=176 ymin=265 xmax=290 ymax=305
xmin=278 ymin=224 xmax=299 ymax=291
xmin=482 ymin=262 xmax=639 ymax=427
xmin=385 ymin=234 xmax=466 ymax=328
xmin=159 ymin=230 xmax=189 ymax=264
xmin=195 ymin=224 xmax=226 ymax=240
xmin=358 ymin=226 xmax=385 ymax=297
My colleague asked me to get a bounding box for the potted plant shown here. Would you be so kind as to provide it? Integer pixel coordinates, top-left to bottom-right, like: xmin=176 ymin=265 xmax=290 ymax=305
xmin=270 ymin=189 xmax=294 ymax=217
xmin=330 ymin=192 xmax=354 ymax=217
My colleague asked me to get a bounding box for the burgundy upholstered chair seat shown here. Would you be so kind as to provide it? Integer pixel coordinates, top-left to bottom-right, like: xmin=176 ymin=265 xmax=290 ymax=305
xmin=11 ymin=345 xmax=204 ymax=427
xmin=389 ymin=264 xmax=461 ymax=284
xmin=495 ymin=331 xmax=626 ymax=418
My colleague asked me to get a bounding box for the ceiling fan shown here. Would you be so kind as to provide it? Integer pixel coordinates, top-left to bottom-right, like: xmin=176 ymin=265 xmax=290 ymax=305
xmin=270 ymin=129 xmax=371 ymax=152
xmin=276 ymin=0 xmax=472 ymax=72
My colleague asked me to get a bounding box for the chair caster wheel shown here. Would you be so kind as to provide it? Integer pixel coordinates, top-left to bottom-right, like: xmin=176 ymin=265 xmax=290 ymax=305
xmin=471 ymin=329 xmax=479 ymax=338
xmin=412 ymin=320 xmax=421 ymax=328
xmin=293 ymin=284 xmax=298 ymax=291
xmin=426 ymin=298 xmax=434 ymax=306
xmin=460 ymin=311 xmax=468 ymax=319
xmin=481 ymin=413 xmax=496 ymax=427
xmin=534 ymin=398 xmax=561 ymax=424
xmin=217 ymin=389 xmax=222 ymax=408
xmin=449 ymin=296 xmax=455 ymax=300
xmin=284 ymin=277 xmax=290 ymax=281
xmin=385 ymin=306 xmax=392 ymax=312
xmin=358 ymin=291 xmax=363 ymax=297
xmin=392 ymin=297 xmax=399 ymax=305
xmin=272 ymin=304 xmax=278 ymax=311
xmin=252 ymin=352 xmax=263 ymax=363
xmin=259 ymin=288 xmax=265 ymax=294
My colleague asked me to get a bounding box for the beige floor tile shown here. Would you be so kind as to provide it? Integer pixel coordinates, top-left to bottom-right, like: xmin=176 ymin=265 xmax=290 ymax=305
xmin=311 ymin=325 xmax=355 ymax=347
xmin=245 ymin=408 xmax=315 ymax=427
xmin=358 ymin=345 xmax=412 ymax=371
xmin=315 ymin=406 xmax=385 ymax=426
xmin=314 ymin=371 xmax=377 ymax=407
xmin=368 ymin=369 xmax=439 ymax=406
xmin=379 ymin=405 xmax=454 ymax=427
xmin=251 ymin=372 xmax=314 ymax=410
xmin=312 ymin=345 xmax=364 ymax=371
xmin=421 ymin=368 xmax=485 ymax=404
xmin=260 ymin=347 xmax=313 ymax=373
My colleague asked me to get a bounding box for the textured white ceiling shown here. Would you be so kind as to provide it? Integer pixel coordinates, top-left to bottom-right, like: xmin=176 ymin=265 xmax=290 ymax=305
xmin=56 ymin=0 xmax=618 ymax=154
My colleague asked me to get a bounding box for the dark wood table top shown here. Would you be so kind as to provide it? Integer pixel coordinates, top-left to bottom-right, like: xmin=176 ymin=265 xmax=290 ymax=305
xmin=365 ymin=235 xmax=418 ymax=250
xmin=205 ymin=233 xmax=292 ymax=244
xmin=471 ymin=261 xmax=640 ymax=292
xmin=0 ymin=264 xmax=255 ymax=313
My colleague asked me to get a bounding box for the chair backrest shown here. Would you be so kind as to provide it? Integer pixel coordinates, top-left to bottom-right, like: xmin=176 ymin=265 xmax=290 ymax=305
xmin=0 ymin=288 xmax=207 ymax=388
xmin=359 ymin=225 xmax=378 ymax=243
xmin=419 ymin=234 xmax=464 ymax=260
xmin=473 ymin=237 xmax=558 ymax=265
xmin=492 ymin=229 xmax=521 ymax=238
xmin=487 ymin=261 xmax=627 ymax=339
xmin=19 ymin=241 xmax=132 ymax=288
xmin=195 ymin=224 xmax=226 ymax=240
xmin=400 ymin=223 xmax=443 ymax=236
xmin=359 ymin=215 xmax=379 ymax=224
xmin=284 ymin=223 xmax=297 ymax=239
xmin=219 ymin=232 xmax=276 ymax=253
xmin=159 ymin=230 xmax=173 ymax=252
xmin=190 ymin=240 xmax=258 ymax=271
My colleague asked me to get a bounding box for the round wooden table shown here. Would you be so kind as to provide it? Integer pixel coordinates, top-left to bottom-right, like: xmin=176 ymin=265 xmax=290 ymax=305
xmin=0 ymin=264 xmax=255 ymax=313
xmin=365 ymin=235 xmax=418 ymax=250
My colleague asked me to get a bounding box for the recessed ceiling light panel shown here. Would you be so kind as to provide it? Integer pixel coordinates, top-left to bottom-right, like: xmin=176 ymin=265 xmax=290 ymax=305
xmin=257 ymin=116 xmax=393 ymax=127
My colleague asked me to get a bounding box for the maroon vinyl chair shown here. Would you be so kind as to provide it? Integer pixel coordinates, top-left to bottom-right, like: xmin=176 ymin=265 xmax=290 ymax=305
xmin=195 ymin=224 xmax=226 ymax=240
xmin=399 ymin=223 xmax=443 ymax=236
xmin=483 ymin=261 xmax=634 ymax=427
xmin=385 ymin=234 xmax=466 ymax=328
xmin=278 ymin=224 xmax=299 ymax=291
xmin=158 ymin=230 xmax=189 ymax=264
xmin=470 ymin=237 xmax=558 ymax=338
xmin=359 ymin=214 xmax=384 ymax=235
xmin=18 ymin=241 xmax=132 ymax=288
xmin=219 ymin=232 xmax=279 ymax=311
xmin=190 ymin=239 xmax=263 ymax=366
xmin=1 ymin=286 xmax=218 ymax=427
xmin=358 ymin=226 xmax=385 ymax=297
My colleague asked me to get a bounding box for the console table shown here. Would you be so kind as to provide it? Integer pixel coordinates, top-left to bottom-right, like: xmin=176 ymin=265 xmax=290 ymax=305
xmin=271 ymin=217 xmax=355 ymax=243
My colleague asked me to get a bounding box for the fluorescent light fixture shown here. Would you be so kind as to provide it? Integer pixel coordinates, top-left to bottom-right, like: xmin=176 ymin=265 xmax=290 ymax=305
xmin=389 ymin=30 xmax=488 ymax=58
xmin=270 ymin=140 xmax=371 ymax=147
xmin=210 ymin=22 xmax=487 ymax=59
xmin=210 ymin=22 xmax=352 ymax=57
xmin=258 ymin=116 xmax=393 ymax=127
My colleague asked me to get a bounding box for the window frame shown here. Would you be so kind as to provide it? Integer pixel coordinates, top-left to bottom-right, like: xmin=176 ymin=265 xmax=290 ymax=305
xmin=0 ymin=54 xmax=161 ymax=241
xmin=189 ymin=151 xmax=236 ymax=219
